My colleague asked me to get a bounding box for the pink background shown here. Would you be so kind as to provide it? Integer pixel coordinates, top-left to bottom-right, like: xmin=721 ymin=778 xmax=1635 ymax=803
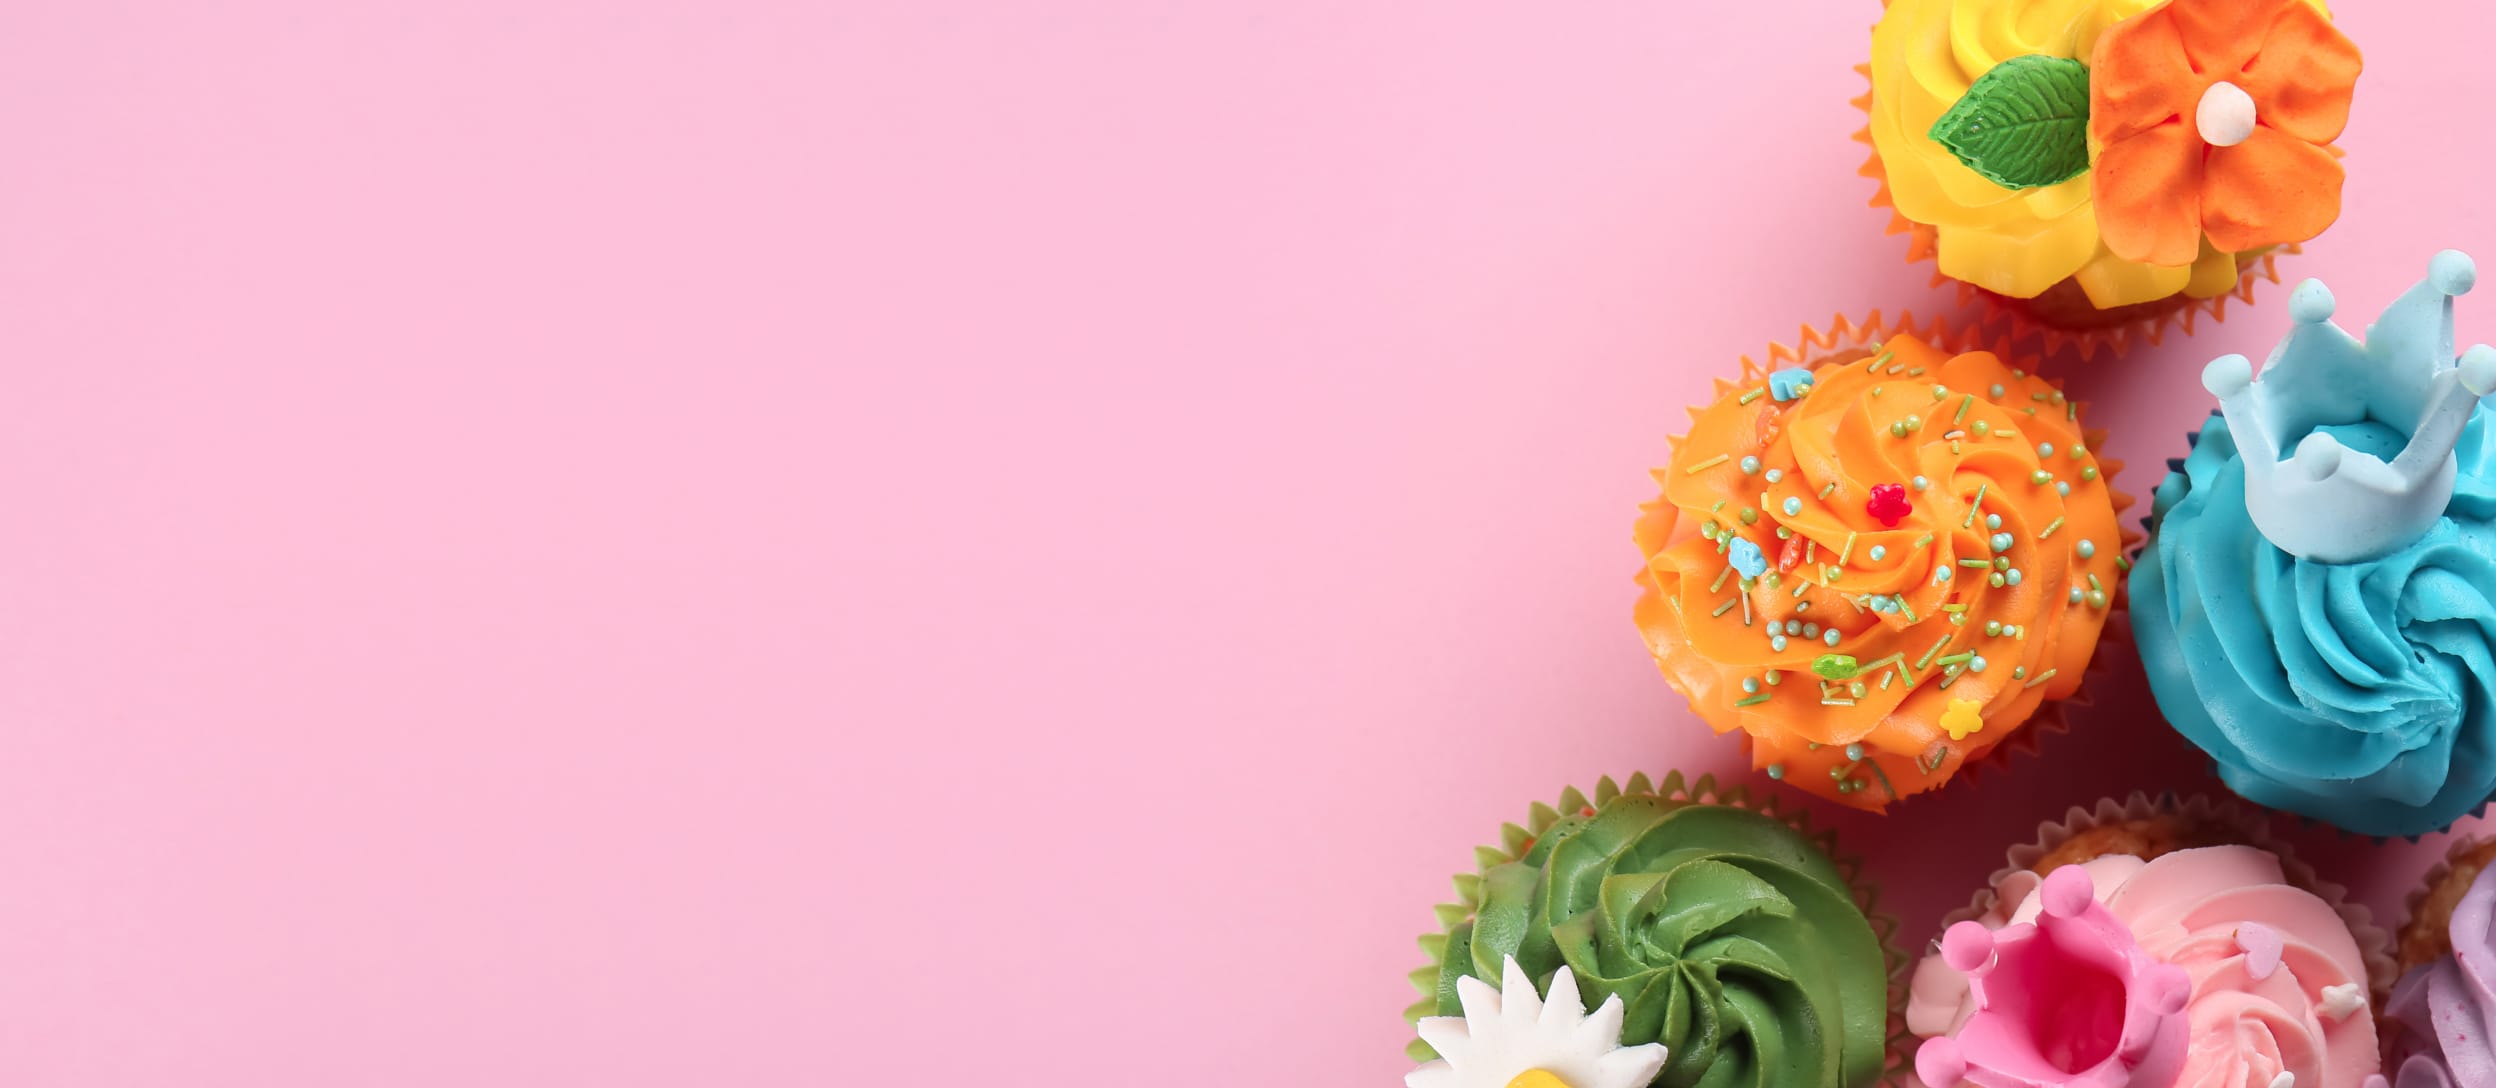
xmin=1 ymin=1 xmax=2489 ymax=1084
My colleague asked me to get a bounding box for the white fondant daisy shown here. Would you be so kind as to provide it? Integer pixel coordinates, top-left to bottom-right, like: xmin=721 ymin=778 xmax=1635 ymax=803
xmin=1407 ymin=956 xmax=1669 ymax=1088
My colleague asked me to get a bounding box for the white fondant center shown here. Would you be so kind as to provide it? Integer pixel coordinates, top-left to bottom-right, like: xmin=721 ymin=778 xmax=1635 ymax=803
xmin=2197 ymin=81 xmax=2257 ymax=147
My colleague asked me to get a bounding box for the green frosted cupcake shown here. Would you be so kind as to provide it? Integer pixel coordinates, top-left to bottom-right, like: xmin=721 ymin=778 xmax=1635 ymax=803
xmin=1403 ymin=772 xmax=1902 ymax=1088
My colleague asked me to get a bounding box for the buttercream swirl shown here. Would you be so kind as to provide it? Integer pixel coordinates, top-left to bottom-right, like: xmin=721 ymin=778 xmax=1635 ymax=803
xmin=2384 ymin=866 xmax=2496 ymax=1088
xmin=1430 ymin=796 xmax=1889 ymax=1088
xmin=1908 ymin=846 xmax=2381 ymax=1088
xmin=1635 ymin=334 xmax=2122 ymax=810
xmin=2132 ymin=410 xmax=2496 ymax=838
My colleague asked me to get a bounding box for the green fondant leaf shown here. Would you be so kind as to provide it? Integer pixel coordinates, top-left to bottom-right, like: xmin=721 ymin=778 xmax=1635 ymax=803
xmin=1927 ymin=53 xmax=2091 ymax=190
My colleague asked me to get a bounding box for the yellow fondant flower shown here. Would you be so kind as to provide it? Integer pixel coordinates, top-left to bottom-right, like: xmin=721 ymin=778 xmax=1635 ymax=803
xmin=1941 ymin=699 xmax=1986 ymax=741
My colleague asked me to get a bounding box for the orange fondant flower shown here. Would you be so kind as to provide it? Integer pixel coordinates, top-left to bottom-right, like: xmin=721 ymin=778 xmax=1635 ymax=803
xmin=2088 ymin=0 xmax=2360 ymax=267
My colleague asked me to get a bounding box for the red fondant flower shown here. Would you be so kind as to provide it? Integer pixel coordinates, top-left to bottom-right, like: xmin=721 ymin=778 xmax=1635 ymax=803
xmin=1866 ymin=483 xmax=1911 ymax=528
xmin=2088 ymin=0 xmax=2361 ymax=267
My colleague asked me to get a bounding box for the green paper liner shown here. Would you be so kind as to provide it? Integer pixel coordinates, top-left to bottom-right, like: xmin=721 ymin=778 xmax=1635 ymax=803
xmin=1931 ymin=792 xmax=2397 ymax=1002
xmin=1402 ymin=770 xmax=1912 ymax=1086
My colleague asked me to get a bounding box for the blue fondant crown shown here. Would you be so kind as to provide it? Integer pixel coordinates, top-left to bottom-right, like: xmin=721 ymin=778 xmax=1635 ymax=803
xmin=2203 ymin=250 xmax=2496 ymax=562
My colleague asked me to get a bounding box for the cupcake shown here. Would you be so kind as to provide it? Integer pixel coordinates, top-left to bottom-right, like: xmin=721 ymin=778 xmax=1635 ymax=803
xmin=2132 ymin=251 xmax=2496 ymax=839
xmin=2384 ymin=839 xmax=2496 ymax=1086
xmin=1906 ymin=794 xmax=2390 ymax=1088
xmin=1633 ymin=314 xmax=2131 ymax=812
xmin=1404 ymin=772 xmax=1900 ymax=1088
xmin=1857 ymin=0 xmax=2361 ymax=356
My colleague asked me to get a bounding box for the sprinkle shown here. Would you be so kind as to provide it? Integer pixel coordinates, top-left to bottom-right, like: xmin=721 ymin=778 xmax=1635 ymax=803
xmin=1917 ymin=634 xmax=1954 ymax=670
xmin=2116 ymin=555 xmax=2132 ymax=573
xmin=2089 ymin=573 xmax=2106 ymax=594
xmin=1737 ymin=387 xmax=1766 ymax=405
xmin=1954 ymin=395 xmax=1974 ymax=425
xmin=1914 ymin=533 xmax=1934 ymax=549
xmin=1963 ymin=484 xmax=1988 ymax=528
xmin=1818 ymin=481 xmax=1838 ymax=500
xmin=1839 ymin=532 xmax=1857 ymax=566
xmin=1897 ymin=598 xmax=1920 ymax=622
xmin=1936 ymin=651 xmax=1975 ymax=667
xmin=1711 ymin=566 xmax=1732 ymax=593
xmin=2039 ymin=516 xmax=2064 ymax=540
xmin=2023 ymin=668 xmax=2059 ymax=689
xmin=1941 ymin=603 xmax=1966 ymax=612
xmin=1684 ymin=453 xmax=1730 ymax=475
xmin=1742 ymin=591 xmax=1753 ymax=626
xmin=1959 ymin=559 xmax=1992 ymax=568
xmin=1735 ymin=692 xmax=1773 ymax=707
xmin=1820 ymin=698 xmax=1857 ymax=707
xmin=1937 ymin=663 xmax=1967 ymax=690
xmin=1713 ymin=597 xmax=1739 ymax=617
xmin=2077 ymin=540 xmax=2097 ymax=559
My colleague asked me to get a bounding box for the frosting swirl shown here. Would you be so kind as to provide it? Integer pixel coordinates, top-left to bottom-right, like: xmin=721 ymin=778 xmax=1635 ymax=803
xmin=1634 ymin=334 xmax=2122 ymax=810
xmin=2385 ymin=866 xmax=2496 ymax=1088
xmin=2132 ymin=410 xmax=2496 ymax=838
xmin=1428 ymin=794 xmax=1889 ymax=1088
xmin=1908 ymin=846 xmax=2381 ymax=1088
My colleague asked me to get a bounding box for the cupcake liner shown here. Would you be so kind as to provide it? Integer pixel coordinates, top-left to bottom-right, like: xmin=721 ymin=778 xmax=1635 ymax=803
xmin=1403 ymin=770 xmax=1912 ymax=1085
xmin=1935 ymin=791 xmax=2398 ymax=1000
xmin=1850 ymin=59 xmax=2295 ymax=362
xmin=1640 ymin=312 xmax=2140 ymax=811
xmin=2397 ymin=834 xmax=2496 ymax=975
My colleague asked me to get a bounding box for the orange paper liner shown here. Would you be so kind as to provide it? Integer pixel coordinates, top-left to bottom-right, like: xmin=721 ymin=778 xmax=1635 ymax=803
xmin=1640 ymin=311 xmax=2141 ymax=812
xmin=1850 ymin=60 xmax=2295 ymax=362
xmin=1934 ymin=792 xmax=2398 ymax=1000
xmin=1401 ymin=770 xmax=1913 ymax=1086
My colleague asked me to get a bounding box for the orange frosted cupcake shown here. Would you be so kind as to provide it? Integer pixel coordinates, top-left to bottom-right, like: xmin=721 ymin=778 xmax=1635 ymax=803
xmin=1633 ymin=314 xmax=2132 ymax=811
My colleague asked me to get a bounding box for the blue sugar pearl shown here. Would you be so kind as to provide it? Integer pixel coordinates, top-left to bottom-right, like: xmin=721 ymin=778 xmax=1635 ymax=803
xmin=2070 ymin=587 xmax=2083 ymax=604
xmin=1969 ymin=655 xmax=1988 ymax=673
xmin=1765 ymin=468 xmax=1784 ymax=483
xmin=1823 ymin=628 xmax=1841 ymax=647
xmin=1934 ymin=567 xmax=1953 ymax=584
xmin=1986 ymin=513 xmax=2002 ymax=530
xmin=1743 ymin=677 xmax=1759 ymax=694
xmin=1844 ymin=743 xmax=1865 ymax=760
xmin=1766 ymin=763 xmax=1785 ymax=780
xmin=1771 ymin=635 xmax=1789 ymax=652
xmin=1783 ymin=497 xmax=1803 ymax=517
xmin=1803 ymin=623 xmax=1821 ymax=638
xmin=2037 ymin=442 xmax=2055 ymax=458
xmin=1869 ymin=545 xmax=1887 ymax=561
xmin=2005 ymin=569 xmax=2023 ymax=586
xmin=1728 ymin=538 xmax=1768 ymax=579
xmin=1989 ymin=383 xmax=2005 ymax=398
xmin=2077 ymin=540 xmax=2097 ymax=559
xmin=1768 ymin=368 xmax=1813 ymax=402
xmin=2057 ymin=482 xmax=2071 ymax=497
xmin=1911 ymin=475 xmax=1930 ymax=491
xmin=1784 ymin=619 xmax=1802 ymax=635
xmin=1740 ymin=455 xmax=1761 ymax=474
xmin=1991 ymin=532 xmax=2014 ymax=553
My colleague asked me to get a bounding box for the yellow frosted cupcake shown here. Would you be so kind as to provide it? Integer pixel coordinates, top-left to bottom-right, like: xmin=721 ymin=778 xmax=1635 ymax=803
xmin=1856 ymin=0 xmax=2361 ymax=356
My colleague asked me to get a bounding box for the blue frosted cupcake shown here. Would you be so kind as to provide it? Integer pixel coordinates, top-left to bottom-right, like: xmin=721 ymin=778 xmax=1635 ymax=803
xmin=2132 ymin=251 xmax=2496 ymax=839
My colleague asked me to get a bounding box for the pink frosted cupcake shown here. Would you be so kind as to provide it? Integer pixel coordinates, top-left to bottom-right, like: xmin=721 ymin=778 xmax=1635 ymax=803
xmin=1906 ymin=795 xmax=2388 ymax=1088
